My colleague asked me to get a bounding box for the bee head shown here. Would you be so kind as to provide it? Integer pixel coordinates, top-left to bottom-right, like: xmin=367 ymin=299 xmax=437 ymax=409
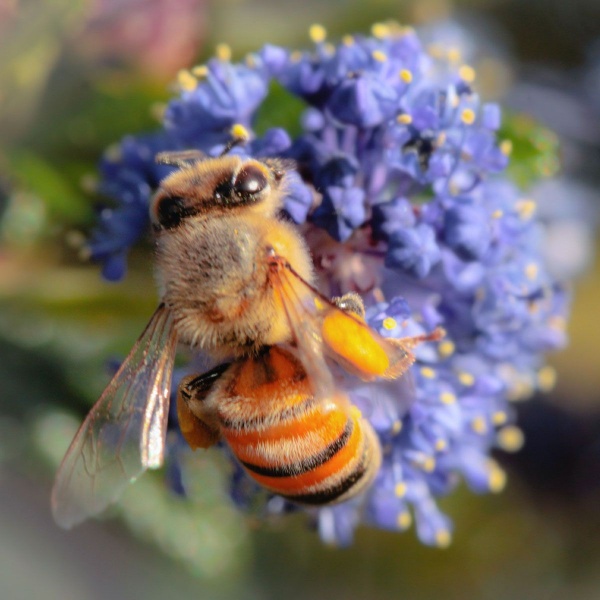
xmin=150 ymin=155 xmax=290 ymax=231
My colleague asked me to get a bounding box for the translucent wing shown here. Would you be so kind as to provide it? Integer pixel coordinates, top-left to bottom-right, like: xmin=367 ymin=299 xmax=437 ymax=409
xmin=51 ymin=304 xmax=178 ymax=529
xmin=269 ymin=257 xmax=431 ymax=387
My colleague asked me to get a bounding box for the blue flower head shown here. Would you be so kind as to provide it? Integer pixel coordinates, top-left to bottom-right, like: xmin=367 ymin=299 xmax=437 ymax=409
xmin=89 ymin=24 xmax=571 ymax=547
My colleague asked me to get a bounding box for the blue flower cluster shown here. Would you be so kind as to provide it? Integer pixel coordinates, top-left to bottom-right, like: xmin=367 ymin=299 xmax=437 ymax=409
xmin=89 ymin=24 xmax=569 ymax=546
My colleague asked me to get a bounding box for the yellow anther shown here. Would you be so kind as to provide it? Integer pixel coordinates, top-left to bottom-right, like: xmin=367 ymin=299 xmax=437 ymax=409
xmin=549 ymin=316 xmax=567 ymax=332
xmin=525 ymin=262 xmax=539 ymax=281
xmin=397 ymin=511 xmax=412 ymax=529
xmin=515 ymin=199 xmax=536 ymax=220
xmin=492 ymin=411 xmax=508 ymax=426
xmin=537 ymin=365 xmax=557 ymax=392
xmin=488 ymin=461 xmax=507 ymax=492
xmin=394 ymin=482 xmax=407 ymax=498
xmin=342 ymin=35 xmax=354 ymax=46
xmin=230 ymin=123 xmax=250 ymax=142
xmin=105 ymin=143 xmax=123 ymax=162
xmin=177 ymin=69 xmax=197 ymax=91
xmin=438 ymin=340 xmax=455 ymax=357
xmin=392 ymin=420 xmax=403 ymax=435
xmin=191 ymin=65 xmax=209 ymax=78
xmin=428 ymin=44 xmax=444 ymax=59
xmin=215 ymin=43 xmax=232 ymax=61
xmin=397 ymin=114 xmax=413 ymax=125
xmin=436 ymin=131 xmax=447 ymax=146
xmin=440 ymin=392 xmax=456 ymax=405
xmin=400 ymin=69 xmax=413 ymax=83
xmin=458 ymin=372 xmax=475 ymax=386
xmin=435 ymin=529 xmax=452 ymax=548
xmin=497 ymin=425 xmax=525 ymax=452
xmin=459 ymin=64 xmax=476 ymax=83
xmin=309 ymin=24 xmax=327 ymax=43
xmin=372 ymin=50 xmax=387 ymax=62
xmin=492 ymin=209 xmax=504 ymax=219
xmin=245 ymin=54 xmax=257 ymax=68
xmin=447 ymin=47 xmax=461 ymax=63
xmin=420 ymin=367 xmax=436 ymax=379
xmin=372 ymin=22 xmax=391 ymax=39
xmin=435 ymin=439 xmax=447 ymax=452
xmin=471 ymin=416 xmax=487 ymax=434
xmin=500 ymin=140 xmax=513 ymax=156
xmin=383 ymin=317 xmax=397 ymax=330
xmin=461 ymin=108 xmax=476 ymax=125
xmin=422 ymin=456 xmax=436 ymax=472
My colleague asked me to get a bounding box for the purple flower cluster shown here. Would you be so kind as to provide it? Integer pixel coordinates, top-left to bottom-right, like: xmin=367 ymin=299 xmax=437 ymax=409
xmin=89 ymin=24 xmax=569 ymax=546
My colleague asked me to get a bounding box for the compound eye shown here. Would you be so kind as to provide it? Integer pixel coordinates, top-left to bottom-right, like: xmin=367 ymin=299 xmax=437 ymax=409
xmin=234 ymin=164 xmax=268 ymax=198
xmin=153 ymin=195 xmax=193 ymax=229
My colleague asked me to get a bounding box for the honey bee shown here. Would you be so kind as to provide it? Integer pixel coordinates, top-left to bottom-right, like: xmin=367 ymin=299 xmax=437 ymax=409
xmin=51 ymin=132 xmax=444 ymax=528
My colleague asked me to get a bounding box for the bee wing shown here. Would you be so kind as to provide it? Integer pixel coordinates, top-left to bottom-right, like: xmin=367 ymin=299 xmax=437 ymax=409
xmin=51 ymin=304 xmax=178 ymax=529
xmin=271 ymin=259 xmax=416 ymax=389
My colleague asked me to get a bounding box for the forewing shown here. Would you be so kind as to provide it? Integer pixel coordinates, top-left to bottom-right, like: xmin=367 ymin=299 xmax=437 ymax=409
xmin=51 ymin=305 xmax=178 ymax=529
xmin=273 ymin=261 xmax=414 ymax=383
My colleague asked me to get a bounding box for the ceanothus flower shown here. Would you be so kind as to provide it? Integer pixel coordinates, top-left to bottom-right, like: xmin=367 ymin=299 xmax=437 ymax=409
xmin=88 ymin=23 xmax=571 ymax=547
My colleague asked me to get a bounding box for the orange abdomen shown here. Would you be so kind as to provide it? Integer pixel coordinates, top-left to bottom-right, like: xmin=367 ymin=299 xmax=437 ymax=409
xmin=217 ymin=347 xmax=381 ymax=505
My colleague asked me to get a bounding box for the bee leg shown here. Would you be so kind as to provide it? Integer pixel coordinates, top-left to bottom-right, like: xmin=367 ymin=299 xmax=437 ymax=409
xmin=176 ymin=363 xmax=230 ymax=450
xmin=331 ymin=292 xmax=366 ymax=318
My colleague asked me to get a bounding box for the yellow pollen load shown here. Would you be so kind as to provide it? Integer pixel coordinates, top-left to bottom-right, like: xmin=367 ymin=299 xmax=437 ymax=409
xmin=322 ymin=312 xmax=389 ymax=377
xmin=459 ymin=64 xmax=476 ymax=83
xmin=500 ymin=139 xmax=513 ymax=156
xmin=177 ymin=69 xmax=197 ymax=92
xmin=372 ymin=50 xmax=387 ymax=62
xmin=487 ymin=461 xmax=507 ymax=492
xmin=420 ymin=367 xmax=436 ymax=379
xmin=458 ymin=371 xmax=475 ymax=386
xmin=537 ymin=365 xmax=557 ymax=392
xmin=471 ymin=416 xmax=487 ymax=434
xmin=435 ymin=529 xmax=452 ymax=548
xmin=497 ymin=425 xmax=524 ymax=452
xmin=397 ymin=511 xmax=412 ymax=529
xmin=492 ymin=411 xmax=508 ymax=426
xmin=216 ymin=43 xmax=232 ymax=62
xmin=395 ymin=482 xmax=407 ymax=498
xmin=438 ymin=340 xmax=455 ymax=357
xmin=461 ymin=108 xmax=476 ymax=125
xmin=392 ymin=420 xmax=403 ymax=434
xmin=525 ymin=262 xmax=539 ymax=281
xmin=309 ymin=24 xmax=327 ymax=44
xmin=400 ymin=69 xmax=413 ymax=83
xmin=191 ymin=65 xmax=209 ymax=78
xmin=372 ymin=22 xmax=391 ymax=39
xmin=382 ymin=317 xmax=397 ymax=330
xmin=440 ymin=391 xmax=456 ymax=405
xmin=397 ymin=114 xmax=413 ymax=125
xmin=516 ymin=199 xmax=536 ymax=220
xmin=342 ymin=35 xmax=354 ymax=46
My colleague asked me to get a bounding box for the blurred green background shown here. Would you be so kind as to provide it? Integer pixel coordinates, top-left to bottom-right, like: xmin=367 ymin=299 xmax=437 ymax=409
xmin=1 ymin=1 xmax=600 ymax=599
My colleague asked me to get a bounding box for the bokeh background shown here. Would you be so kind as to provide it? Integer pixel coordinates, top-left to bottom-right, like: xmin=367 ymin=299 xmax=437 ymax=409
xmin=1 ymin=1 xmax=600 ymax=598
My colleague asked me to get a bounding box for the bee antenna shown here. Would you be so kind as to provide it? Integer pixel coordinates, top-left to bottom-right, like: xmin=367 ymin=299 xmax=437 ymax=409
xmin=155 ymin=150 xmax=205 ymax=169
xmin=220 ymin=124 xmax=251 ymax=156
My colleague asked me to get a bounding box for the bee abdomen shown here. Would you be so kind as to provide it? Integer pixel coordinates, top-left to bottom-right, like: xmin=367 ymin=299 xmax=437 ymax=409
xmin=223 ymin=404 xmax=381 ymax=506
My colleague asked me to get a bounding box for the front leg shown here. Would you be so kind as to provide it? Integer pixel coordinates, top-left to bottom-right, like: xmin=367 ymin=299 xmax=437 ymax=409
xmin=177 ymin=362 xmax=231 ymax=449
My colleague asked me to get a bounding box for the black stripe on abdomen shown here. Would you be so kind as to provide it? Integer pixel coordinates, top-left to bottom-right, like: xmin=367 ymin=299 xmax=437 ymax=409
xmin=282 ymin=451 xmax=368 ymax=505
xmin=240 ymin=418 xmax=353 ymax=478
